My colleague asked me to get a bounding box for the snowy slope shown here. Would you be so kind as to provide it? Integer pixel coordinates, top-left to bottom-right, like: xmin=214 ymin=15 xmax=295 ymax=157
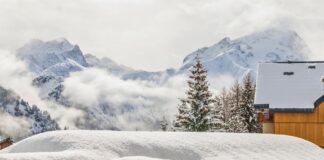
xmin=180 ymin=29 xmax=310 ymax=78
xmin=85 ymin=54 xmax=175 ymax=82
xmin=1 ymin=130 xmax=323 ymax=160
xmin=85 ymin=54 xmax=133 ymax=76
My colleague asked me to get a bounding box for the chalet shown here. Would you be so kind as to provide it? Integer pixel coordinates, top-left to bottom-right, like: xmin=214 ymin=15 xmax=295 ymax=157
xmin=0 ymin=137 xmax=13 ymax=149
xmin=254 ymin=61 xmax=324 ymax=147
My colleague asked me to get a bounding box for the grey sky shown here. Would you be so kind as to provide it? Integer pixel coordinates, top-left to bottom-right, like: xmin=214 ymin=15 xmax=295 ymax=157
xmin=1 ymin=0 xmax=324 ymax=71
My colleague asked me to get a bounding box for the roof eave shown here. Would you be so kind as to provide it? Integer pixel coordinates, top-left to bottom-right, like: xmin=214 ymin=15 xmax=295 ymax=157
xmin=270 ymin=108 xmax=314 ymax=113
xmin=254 ymin=104 xmax=315 ymax=113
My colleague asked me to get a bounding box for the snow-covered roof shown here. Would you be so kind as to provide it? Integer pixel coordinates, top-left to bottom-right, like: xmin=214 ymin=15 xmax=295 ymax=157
xmin=255 ymin=61 xmax=324 ymax=112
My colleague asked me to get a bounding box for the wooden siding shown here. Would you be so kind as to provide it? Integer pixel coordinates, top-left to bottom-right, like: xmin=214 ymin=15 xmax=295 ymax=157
xmin=0 ymin=138 xmax=13 ymax=150
xmin=273 ymin=102 xmax=324 ymax=146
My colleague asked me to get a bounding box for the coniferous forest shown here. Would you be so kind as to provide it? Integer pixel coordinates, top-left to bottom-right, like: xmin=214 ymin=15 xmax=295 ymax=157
xmin=171 ymin=55 xmax=262 ymax=133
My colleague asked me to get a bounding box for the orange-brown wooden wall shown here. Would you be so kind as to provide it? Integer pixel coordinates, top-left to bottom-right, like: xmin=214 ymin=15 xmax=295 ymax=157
xmin=273 ymin=102 xmax=324 ymax=146
xmin=0 ymin=141 xmax=12 ymax=149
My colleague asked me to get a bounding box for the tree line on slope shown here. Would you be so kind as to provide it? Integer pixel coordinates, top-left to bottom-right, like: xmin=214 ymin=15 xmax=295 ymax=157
xmin=0 ymin=86 xmax=60 ymax=140
xmin=161 ymin=55 xmax=261 ymax=133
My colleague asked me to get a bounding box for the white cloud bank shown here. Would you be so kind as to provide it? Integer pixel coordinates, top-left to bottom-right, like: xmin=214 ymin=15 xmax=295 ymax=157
xmin=0 ymin=50 xmax=84 ymax=130
xmin=62 ymin=67 xmax=235 ymax=130
xmin=62 ymin=68 xmax=187 ymax=130
xmin=0 ymin=111 xmax=31 ymax=140
xmin=0 ymin=48 xmax=234 ymax=132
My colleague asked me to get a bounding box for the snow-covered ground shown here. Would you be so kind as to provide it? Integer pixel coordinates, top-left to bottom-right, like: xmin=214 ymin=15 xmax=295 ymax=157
xmin=0 ymin=131 xmax=323 ymax=160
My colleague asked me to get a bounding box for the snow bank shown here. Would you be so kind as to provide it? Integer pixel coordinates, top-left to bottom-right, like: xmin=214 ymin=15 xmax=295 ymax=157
xmin=0 ymin=130 xmax=323 ymax=160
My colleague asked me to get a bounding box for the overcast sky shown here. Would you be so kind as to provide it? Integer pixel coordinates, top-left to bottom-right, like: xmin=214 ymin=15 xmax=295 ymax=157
xmin=1 ymin=0 xmax=324 ymax=71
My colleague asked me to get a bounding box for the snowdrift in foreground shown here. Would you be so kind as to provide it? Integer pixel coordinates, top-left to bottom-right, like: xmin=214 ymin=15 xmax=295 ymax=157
xmin=0 ymin=131 xmax=323 ymax=160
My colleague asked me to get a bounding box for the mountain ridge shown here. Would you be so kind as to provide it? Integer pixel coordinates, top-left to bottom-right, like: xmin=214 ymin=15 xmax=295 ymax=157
xmin=10 ymin=28 xmax=312 ymax=131
xmin=180 ymin=28 xmax=310 ymax=78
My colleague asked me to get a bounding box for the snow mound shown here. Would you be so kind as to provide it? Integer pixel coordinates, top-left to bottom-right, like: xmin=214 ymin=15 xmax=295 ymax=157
xmin=1 ymin=130 xmax=323 ymax=160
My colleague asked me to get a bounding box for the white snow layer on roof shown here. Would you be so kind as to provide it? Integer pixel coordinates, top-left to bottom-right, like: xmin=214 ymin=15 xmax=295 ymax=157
xmin=255 ymin=62 xmax=324 ymax=109
xmin=0 ymin=130 xmax=324 ymax=160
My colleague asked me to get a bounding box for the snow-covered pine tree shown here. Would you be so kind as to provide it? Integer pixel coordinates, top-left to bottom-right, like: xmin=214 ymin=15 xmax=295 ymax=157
xmin=219 ymin=88 xmax=230 ymax=123
xmin=240 ymin=74 xmax=262 ymax=133
xmin=227 ymin=80 xmax=248 ymax=133
xmin=173 ymin=54 xmax=213 ymax=132
xmin=160 ymin=116 xmax=169 ymax=131
xmin=209 ymin=95 xmax=226 ymax=131
xmin=173 ymin=99 xmax=190 ymax=131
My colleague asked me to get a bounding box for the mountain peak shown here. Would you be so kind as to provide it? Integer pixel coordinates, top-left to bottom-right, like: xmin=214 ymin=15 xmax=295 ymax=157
xmin=237 ymin=28 xmax=302 ymax=45
xmin=18 ymin=38 xmax=74 ymax=57
xmin=180 ymin=28 xmax=311 ymax=78
xmin=17 ymin=38 xmax=87 ymax=76
xmin=218 ymin=37 xmax=232 ymax=46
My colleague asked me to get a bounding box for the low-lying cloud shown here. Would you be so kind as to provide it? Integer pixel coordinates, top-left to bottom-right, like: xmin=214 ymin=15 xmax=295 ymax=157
xmin=62 ymin=68 xmax=187 ymax=130
xmin=0 ymin=50 xmax=41 ymax=106
xmin=0 ymin=111 xmax=31 ymax=140
xmin=62 ymin=67 xmax=235 ymax=130
xmin=0 ymin=50 xmax=84 ymax=130
xmin=0 ymin=49 xmax=235 ymax=132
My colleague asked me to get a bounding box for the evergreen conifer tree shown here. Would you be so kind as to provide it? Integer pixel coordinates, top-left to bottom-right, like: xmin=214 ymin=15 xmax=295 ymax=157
xmin=173 ymin=54 xmax=213 ymax=132
xmin=209 ymin=95 xmax=227 ymax=131
xmin=173 ymin=99 xmax=190 ymax=131
xmin=240 ymin=74 xmax=262 ymax=133
xmin=227 ymin=80 xmax=248 ymax=132
xmin=219 ymin=88 xmax=230 ymax=123
xmin=160 ymin=116 xmax=169 ymax=131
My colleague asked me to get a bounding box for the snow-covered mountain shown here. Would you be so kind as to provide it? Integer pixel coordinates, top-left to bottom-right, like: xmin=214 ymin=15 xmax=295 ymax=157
xmin=10 ymin=28 xmax=311 ymax=131
xmin=17 ymin=29 xmax=310 ymax=81
xmin=0 ymin=86 xmax=59 ymax=138
xmin=180 ymin=29 xmax=309 ymax=78
xmin=17 ymin=38 xmax=88 ymax=77
xmin=85 ymin=54 xmax=133 ymax=76
xmin=85 ymin=54 xmax=175 ymax=83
